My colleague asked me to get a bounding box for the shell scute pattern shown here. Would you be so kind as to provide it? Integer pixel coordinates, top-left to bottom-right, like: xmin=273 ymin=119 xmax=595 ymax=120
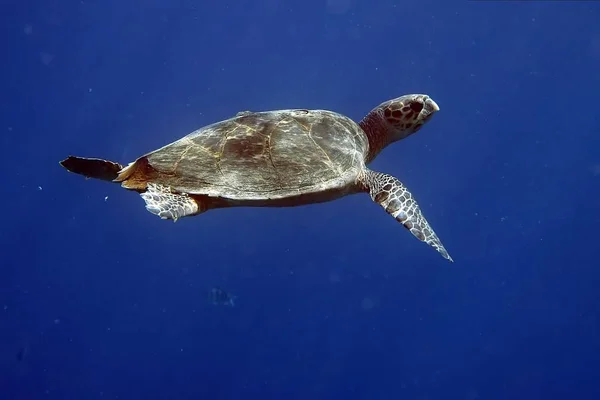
xmin=144 ymin=109 xmax=368 ymax=200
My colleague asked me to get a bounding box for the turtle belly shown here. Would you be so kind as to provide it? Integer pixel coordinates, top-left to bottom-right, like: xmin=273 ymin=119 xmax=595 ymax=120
xmin=220 ymin=172 xmax=363 ymax=208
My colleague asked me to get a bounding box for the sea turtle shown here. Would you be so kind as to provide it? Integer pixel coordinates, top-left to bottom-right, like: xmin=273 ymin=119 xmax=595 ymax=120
xmin=60 ymin=94 xmax=453 ymax=262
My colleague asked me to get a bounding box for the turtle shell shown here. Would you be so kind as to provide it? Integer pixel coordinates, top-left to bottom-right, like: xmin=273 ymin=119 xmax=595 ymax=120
xmin=133 ymin=109 xmax=369 ymax=200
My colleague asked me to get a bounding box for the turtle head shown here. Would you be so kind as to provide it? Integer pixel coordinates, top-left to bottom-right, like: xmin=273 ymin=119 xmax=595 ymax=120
xmin=361 ymin=94 xmax=439 ymax=162
xmin=378 ymin=94 xmax=439 ymax=141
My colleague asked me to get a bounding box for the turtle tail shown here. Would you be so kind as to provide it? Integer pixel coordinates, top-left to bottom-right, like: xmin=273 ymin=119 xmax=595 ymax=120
xmin=59 ymin=156 xmax=124 ymax=182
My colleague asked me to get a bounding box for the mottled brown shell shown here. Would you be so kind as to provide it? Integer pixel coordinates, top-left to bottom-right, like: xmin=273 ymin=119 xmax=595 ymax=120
xmin=124 ymin=109 xmax=369 ymax=200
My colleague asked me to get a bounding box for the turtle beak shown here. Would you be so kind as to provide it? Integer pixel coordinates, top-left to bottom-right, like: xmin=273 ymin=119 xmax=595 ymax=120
xmin=425 ymin=97 xmax=440 ymax=112
xmin=419 ymin=96 xmax=440 ymax=116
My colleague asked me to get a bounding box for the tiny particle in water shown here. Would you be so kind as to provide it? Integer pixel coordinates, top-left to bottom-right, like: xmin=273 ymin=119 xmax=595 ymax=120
xmin=361 ymin=297 xmax=375 ymax=310
xmin=40 ymin=52 xmax=54 ymax=66
xmin=208 ymin=287 xmax=236 ymax=306
xmin=328 ymin=271 xmax=341 ymax=283
xmin=38 ymin=186 xmax=42 ymax=191
xmin=104 ymin=196 xmax=108 ymax=201
xmin=17 ymin=344 xmax=29 ymax=361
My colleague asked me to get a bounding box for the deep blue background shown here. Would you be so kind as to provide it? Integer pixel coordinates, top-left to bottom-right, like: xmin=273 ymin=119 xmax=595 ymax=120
xmin=2 ymin=1 xmax=600 ymax=399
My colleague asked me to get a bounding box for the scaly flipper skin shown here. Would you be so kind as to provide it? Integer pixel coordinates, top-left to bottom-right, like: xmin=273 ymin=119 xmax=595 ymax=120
xmin=140 ymin=183 xmax=200 ymax=222
xmin=360 ymin=169 xmax=453 ymax=262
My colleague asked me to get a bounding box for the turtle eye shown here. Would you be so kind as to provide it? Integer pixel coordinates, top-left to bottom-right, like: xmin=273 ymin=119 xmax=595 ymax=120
xmin=409 ymin=101 xmax=424 ymax=113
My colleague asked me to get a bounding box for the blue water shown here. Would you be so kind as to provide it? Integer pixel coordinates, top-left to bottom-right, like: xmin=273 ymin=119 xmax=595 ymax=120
xmin=2 ymin=1 xmax=600 ymax=399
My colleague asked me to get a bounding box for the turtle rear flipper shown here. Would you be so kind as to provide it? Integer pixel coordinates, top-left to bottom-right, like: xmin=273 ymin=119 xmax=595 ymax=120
xmin=140 ymin=183 xmax=200 ymax=222
xmin=60 ymin=156 xmax=123 ymax=182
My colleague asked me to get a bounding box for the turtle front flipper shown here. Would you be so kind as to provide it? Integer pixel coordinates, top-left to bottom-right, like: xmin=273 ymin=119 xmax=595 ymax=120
xmin=140 ymin=183 xmax=200 ymax=222
xmin=360 ymin=169 xmax=453 ymax=262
